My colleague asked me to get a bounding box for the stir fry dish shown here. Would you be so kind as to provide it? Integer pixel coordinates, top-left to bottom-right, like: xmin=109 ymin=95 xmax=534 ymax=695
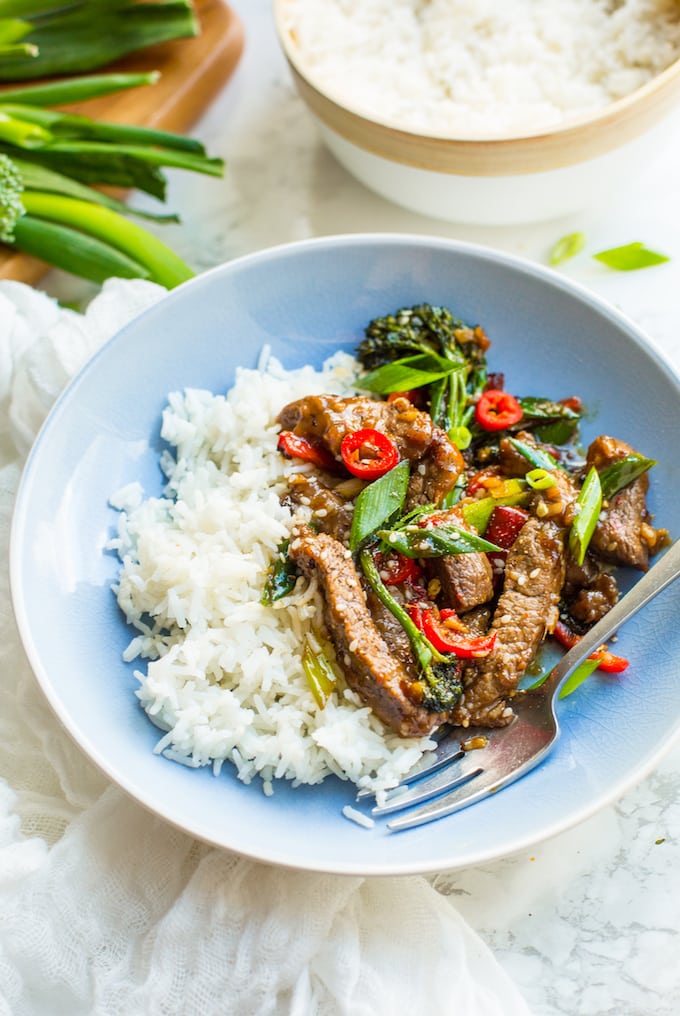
xmin=265 ymin=304 xmax=667 ymax=738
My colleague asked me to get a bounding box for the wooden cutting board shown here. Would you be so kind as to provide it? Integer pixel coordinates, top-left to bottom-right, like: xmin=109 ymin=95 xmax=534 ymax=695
xmin=0 ymin=0 xmax=244 ymax=284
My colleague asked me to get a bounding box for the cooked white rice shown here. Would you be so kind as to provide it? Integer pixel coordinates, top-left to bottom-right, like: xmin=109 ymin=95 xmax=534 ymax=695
xmin=281 ymin=0 xmax=680 ymax=136
xmin=109 ymin=352 xmax=435 ymax=798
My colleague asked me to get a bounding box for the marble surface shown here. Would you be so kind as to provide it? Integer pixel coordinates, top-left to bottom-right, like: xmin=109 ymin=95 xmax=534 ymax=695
xmin=43 ymin=3 xmax=680 ymax=1013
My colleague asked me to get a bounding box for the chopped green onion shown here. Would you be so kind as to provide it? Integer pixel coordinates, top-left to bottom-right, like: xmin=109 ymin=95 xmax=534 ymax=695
xmin=599 ymin=453 xmax=656 ymax=500
xmin=301 ymin=638 xmax=337 ymax=708
xmin=349 ymin=459 xmax=409 ymax=551
xmin=593 ymin=242 xmax=670 ymax=272
xmin=526 ymin=468 xmax=556 ymax=491
xmin=377 ymin=522 xmax=501 ymax=558
xmin=569 ymin=466 xmax=602 ymax=566
xmin=548 ymin=231 xmax=586 ymax=266
xmin=558 ymin=657 xmax=600 ymax=699
xmin=357 ymin=353 xmax=463 ymax=394
xmin=462 ymin=491 xmax=530 ymax=533
xmin=507 ymin=436 xmax=561 ymax=472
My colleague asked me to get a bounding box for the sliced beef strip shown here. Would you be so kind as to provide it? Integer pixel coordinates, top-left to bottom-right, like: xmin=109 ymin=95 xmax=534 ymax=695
xmin=451 ymin=516 xmax=566 ymax=728
xmin=277 ymin=394 xmax=434 ymax=462
xmin=284 ymin=473 xmax=354 ymax=544
xmin=586 ymin=435 xmax=659 ymax=571
xmin=568 ymin=571 xmax=619 ymax=626
xmin=562 ymin=551 xmax=620 ymax=628
xmin=288 ymin=526 xmax=446 ymax=737
xmin=405 ymin=426 xmax=465 ymax=507
xmin=362 ymin=587 xmax=421 ymax=681
xmin=420 ymin=507 xmax=494 ymax=613
xmin=498 ymin=432 xmax=542 ymax=477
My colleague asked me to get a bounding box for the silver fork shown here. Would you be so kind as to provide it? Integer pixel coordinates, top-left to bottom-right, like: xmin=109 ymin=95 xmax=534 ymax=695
xmin=359 ymin=538 xmax=680 ymax=833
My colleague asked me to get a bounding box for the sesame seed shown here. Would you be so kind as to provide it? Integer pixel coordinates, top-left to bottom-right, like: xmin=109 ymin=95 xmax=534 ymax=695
xmin=529 ymin=568 xmax=540 ymax=579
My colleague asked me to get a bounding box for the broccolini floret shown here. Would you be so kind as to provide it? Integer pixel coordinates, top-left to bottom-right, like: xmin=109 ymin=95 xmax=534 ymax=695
xmin=0 ymin=153 xmax=24 ymax=242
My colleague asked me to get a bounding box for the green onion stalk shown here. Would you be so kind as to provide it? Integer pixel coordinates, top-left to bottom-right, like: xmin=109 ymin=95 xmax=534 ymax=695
xmin=0 ymin=72 xmax=226 ymax=287
xmin=0 ymin=0 xmax=198 ymax=81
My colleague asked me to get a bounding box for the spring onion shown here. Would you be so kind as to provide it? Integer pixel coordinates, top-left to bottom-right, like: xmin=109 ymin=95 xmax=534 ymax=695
xmin=548 ymin=231 xmax=586 ymax=266
xmin=0 ymin=72 xmax=225 ymax=286
xmin=593 ymin=242 xmax=670 ymax=271
xmin=0 ymin=0 xmax=198 ymax=81
xmin=598 ymin=453 xmax=656 ymax=500
xmin=569 ymin=466 xmax=602 ymax=566
xmin=349 ymin=459 xmax=409 ymax=551
xmin=376 ymin=522 xmax=501 ymax=558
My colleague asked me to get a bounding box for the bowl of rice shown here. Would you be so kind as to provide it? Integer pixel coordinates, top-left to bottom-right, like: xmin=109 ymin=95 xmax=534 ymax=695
xmin=274 ymin=0 xmax=680 ymax=224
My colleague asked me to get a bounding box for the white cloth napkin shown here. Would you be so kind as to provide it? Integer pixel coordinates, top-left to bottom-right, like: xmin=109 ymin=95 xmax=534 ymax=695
xmin=0 ymin=278 xmax=533 ymax=1016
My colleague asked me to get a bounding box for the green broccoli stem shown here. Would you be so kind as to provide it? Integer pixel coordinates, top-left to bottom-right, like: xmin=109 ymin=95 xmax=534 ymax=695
xmin=21 ymin=190 xmax=193 ymax=288
xmin=11 ymin=214 xmax=152 ymax=284
xmin=359 ymin=546 xmax=446 ymax=671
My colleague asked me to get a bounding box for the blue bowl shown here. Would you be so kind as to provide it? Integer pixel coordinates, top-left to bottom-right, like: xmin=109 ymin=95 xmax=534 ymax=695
xmin=10 ymin=234 xmax=680 ymax=875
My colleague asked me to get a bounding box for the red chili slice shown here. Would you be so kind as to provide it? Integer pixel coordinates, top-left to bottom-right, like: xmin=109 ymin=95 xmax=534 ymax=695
xmin=340 ymin=428 xmax=399 ymax=480
xmin=377 ymin=551 xmax=423 ymax=586
xmin=414 ymin=607 xmax=497 ymax=658
xmin=277 ymin=431 xmax=338 ymax=471
xmin=588 ymin=649 xmax=629 ymax=673
xmin=475 ymin=389 xmax=523 ymax=431
xmin=553 ymin=620 xmax=629 ymax=673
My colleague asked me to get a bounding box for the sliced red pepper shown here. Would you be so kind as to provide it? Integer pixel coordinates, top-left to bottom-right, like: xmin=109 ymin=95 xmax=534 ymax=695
xmin=484 ymin=504 xmax=529 ymax=588
xmin=407 ymin=603 xmax=424 ymax=628
xmin=484 ymin=505 xmax=529 ymax=549
xmin=340 ymin=428 xmax=399 ymax=480
xmin=376 ymin=550 xmax=423 ymax=586
xmin=277 ymin=431 xmax=338 ymax=471
xmin=475 ymin=389 xmax=523 ymax=431
xmin=553 ymin=619 xmax=629 ymax=673
xmin=553 ymin=619 xmax=580 ymax=651
xmin=416 ymin=607 xmax=497 ymax=658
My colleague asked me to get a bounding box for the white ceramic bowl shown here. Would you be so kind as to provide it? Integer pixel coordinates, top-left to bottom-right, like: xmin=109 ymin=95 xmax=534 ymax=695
xmin=273 ymin=0 xmax=680 ymax=225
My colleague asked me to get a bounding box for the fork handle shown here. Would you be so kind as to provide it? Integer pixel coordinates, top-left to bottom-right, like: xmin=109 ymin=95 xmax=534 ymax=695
xmin=548 ymin=539 xmax=680 ymax=691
